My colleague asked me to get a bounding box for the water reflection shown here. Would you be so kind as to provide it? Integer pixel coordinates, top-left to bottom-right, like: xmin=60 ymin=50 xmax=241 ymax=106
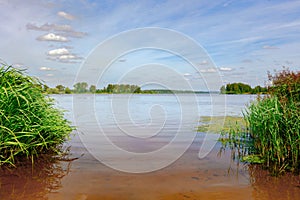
xmin=218 ymin=143 xmax=300 ymax=200
xmin=248 ymin=165 xmax=300 ymax=200
xmin=0 ymin=154 xmax=71 ymax=200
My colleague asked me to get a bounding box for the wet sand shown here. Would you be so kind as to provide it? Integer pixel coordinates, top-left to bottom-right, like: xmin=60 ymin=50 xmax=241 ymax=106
xmin=1 ymin=133 xmax=299 ymax=200
xmin=48 ymin=134 xmax=252 ymax=200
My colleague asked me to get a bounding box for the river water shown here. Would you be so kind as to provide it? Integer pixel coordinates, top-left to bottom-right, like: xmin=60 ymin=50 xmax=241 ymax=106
xmin=0 ymin=94 xmax=299 ymax=200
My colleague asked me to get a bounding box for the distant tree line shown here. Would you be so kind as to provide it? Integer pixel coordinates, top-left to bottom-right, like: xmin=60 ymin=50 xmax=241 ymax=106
xmin=220 ymin=83 xmax=267 ymax=94
xmin=43 ymin=82 xmax=142 ymax=94
xmin=43 ymin=82 xmax=209 ymax=94
xmin=103 ymin=84 xmax=141 ymax=93
xmin=43 ymin=82 xmax=267 ymax=95
xmin=142 ymin=89 xmax=211 ymax=94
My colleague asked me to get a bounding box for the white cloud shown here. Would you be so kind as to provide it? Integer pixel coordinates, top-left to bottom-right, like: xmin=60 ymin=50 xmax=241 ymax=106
xmin=47 ymin=48 xmax=70 ymax=56
xmin=59 ymin=54 xmax=77 ymax=60
xmin=37 ymin=33 xmax=68 ymax=42
xmin=198 ymin=60 xmax=208 ymax=65
xmin=57 ymin=11 xmax=75 ymax=20
xmin=46 ymin=47 xmax=83 ymax=63
xmin=40 ymin=66 xmax=53 ymax=71
xmin=219 ymin=67 xmax=233 ymax=71
xmin=26 ymin=23 xmax=52 ymax=31
xmin=199 ymin=68 xmax=217 ymax=73
xmin=62 ymin=31 xmax=87 ymax=38
xmin=262 ymin=45 xmax=279 ymax=50
xmin=211 ymin=36 xmax=262 ymax=46
xmin=27 ymin=23 xmax=87 ymax=38
xmin=27 ymin=23 xmax=73 ymax=32
xmin=52 ymin=24 xmax=73 ymax=32
xmin=275 ymin=20 xmax=300 ymax=29
xmin=183 ymin=73 xmax=192 ymax=76
xmin=223 ymin=0 xmax=234 ymax=7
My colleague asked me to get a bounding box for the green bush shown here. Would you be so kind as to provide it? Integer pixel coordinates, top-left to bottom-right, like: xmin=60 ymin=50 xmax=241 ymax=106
xmin=0 ymin=65 xmax=72 ymax=166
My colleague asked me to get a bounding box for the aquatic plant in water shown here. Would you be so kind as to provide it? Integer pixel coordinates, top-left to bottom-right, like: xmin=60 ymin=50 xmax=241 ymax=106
xmin=0 ymin=64 xmax=72 ymax=166
xmin=220 ymin=69 xmax=299 ymax=175
xmin=245 ymin=69 xmax=299 ymax=175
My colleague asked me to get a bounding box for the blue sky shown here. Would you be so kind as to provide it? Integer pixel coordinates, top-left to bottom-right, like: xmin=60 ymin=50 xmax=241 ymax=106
xmin=1 ymin=0 xmax=300 ymax=90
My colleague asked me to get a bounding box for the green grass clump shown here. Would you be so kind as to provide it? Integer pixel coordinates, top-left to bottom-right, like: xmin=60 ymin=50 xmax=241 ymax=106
xmin=244 ymin=69 xmax=300 ymax=174
xmin=0 ymin=64 xmax=72 ymax=166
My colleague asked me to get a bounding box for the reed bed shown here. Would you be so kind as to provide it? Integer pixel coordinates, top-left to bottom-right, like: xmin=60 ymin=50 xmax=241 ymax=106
xmin=219 ymin=69 xmax=299 ymax=175
xmin=245 ymin=69 xmax=299 ymax=174
xmin=244 ymin=96 xmax=299 ymax=174
xmin=0 ymin=64 xmax=72 ymax=166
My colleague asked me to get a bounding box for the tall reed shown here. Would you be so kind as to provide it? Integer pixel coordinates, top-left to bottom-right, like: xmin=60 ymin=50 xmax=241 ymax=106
xmin=245 ymin=69 xmax=299 ymax=175
xmin=0 ymin=64 xmax=72 ymax=166
xmin=220 ymin=69 xmax=299 ymax=175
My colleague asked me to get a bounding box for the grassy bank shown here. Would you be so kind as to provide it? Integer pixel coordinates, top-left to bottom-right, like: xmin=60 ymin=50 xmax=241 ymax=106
xmin=0 ymin=65 xmax=72 ymax=166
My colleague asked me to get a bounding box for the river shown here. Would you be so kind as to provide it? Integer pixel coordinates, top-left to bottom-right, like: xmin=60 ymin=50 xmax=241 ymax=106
xmin=0 ymin=94 xmax=299 ymax=200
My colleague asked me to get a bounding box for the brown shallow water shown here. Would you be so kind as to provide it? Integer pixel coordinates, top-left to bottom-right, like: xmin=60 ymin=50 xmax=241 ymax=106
xmin=1 ymin=133 xmax=299 ymax=200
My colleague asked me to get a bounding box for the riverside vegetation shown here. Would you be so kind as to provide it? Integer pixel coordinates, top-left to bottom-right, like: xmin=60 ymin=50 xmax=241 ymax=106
xmin=47 ymin=82 xmax=267 ymax=95
xmin=45 ymin=83 xmax=212 ymax=94
xmin=220 ymin=82 xmax=267 ymax=94
xmin=0 ymin=65 xmax=72 ymax=166
xmin=245 ymin=69 xmax=300 ymax=175
xmin=200 ymin=69 xmax=299 ymax=175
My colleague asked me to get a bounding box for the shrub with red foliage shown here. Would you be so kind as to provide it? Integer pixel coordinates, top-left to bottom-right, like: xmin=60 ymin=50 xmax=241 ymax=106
xmin=267 ymin=68 xmax=300 ymax=102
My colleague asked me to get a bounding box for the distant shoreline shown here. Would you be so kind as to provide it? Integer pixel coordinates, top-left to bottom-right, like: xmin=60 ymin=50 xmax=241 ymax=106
xmin=48 ymin=91 xmax=260 ymax=95
xmin=48 ymin=90 xmax=221 ymax=95
xmin=46 ymin=83 xmax=265 ymax=95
